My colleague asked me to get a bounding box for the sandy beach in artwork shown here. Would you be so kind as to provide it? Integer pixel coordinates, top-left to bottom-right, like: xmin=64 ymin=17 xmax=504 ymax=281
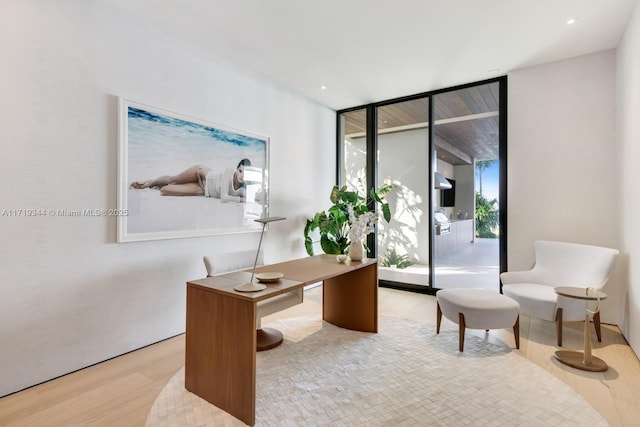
xmin=126 ymin=188 xmax=262 ymax=237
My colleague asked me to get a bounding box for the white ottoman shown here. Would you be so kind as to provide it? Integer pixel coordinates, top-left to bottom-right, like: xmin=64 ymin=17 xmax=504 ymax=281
xmin=436 ymin=288 xmax=520 ymax=352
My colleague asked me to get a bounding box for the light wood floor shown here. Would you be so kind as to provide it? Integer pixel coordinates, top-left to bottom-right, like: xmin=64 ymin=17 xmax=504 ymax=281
xmin=1 ymin=286 xmax=640 ymax=426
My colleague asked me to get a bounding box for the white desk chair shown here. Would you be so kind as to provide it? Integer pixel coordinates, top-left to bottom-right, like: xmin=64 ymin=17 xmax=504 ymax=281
xmin=203 ymin=250 xmax=303 ymax=351
xmin=501 ymin=240 xmax=618 ymax=346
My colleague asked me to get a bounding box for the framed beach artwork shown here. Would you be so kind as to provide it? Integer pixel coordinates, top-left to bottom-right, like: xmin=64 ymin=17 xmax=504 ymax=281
xmin=117 ymin=98 xmax=269 ymax=242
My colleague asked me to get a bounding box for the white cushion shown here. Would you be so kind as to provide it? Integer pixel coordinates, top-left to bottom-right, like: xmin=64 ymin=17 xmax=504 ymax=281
xmin=437 ymin=288 xmax=519 ymax=330
xmin=531 ymin=241 xmax=618 ymax=287
xmin=502 ymin=283 xmax=557 ymax=321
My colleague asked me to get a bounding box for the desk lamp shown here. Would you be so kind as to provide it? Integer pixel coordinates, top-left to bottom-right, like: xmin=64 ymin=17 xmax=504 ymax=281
xmin=234 ymin=216 xmax=286 ymax=292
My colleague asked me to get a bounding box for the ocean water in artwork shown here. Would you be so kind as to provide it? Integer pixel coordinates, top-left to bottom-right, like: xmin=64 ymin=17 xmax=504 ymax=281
xmin=127 ymin=107 xmax=266 ymax=182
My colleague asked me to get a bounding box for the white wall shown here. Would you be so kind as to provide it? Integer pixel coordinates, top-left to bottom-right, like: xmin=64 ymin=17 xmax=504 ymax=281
xmin=0 ymin=0 xmax=335 ymax=396
xmin=453 ymin=163 xmax=475 ymax=224
xmin=617 ymin=1 xmax=640 ymax=356
xmin=379 ymin=130 xmax=430 ymax=263
xmin=507 ymin=50 xmax=620 ymax=324
xmin=346 ymin=130 xmax=432 ymax=263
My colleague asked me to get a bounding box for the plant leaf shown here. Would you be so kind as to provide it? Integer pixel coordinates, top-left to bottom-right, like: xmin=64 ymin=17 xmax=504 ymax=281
xmin=303 ymin=218 xmax=313 ymax=237
xmin=320 ymin=234 xmax=341 ymax=254
xmin=318 ymin=212 xmax=336 ymax=235
xmin=328 ymin=205 xmax=348 ymax=224
xmin=381 ymin=203 xmax=391 ymax=223
xmin=329 ymin=185 xmax=340 ymax=204
xmin=341 ymin=190 xmax=359 ymax=205
xmin=378 ymin=184 xmax=393 ymax=196
xmin=370 ymin=188 xmax=382 ymax=203
xmin=304 ymin=235 xmax=314 ymax=256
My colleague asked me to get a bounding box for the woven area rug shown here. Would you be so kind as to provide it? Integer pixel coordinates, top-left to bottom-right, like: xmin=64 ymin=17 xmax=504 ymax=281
xmin=146 ymin=316 xmax=607 ymax=426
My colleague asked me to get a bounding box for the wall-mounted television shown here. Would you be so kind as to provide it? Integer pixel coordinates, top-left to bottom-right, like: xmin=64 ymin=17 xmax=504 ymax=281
xmin=440 ymin=178 xmax=456 ymax=207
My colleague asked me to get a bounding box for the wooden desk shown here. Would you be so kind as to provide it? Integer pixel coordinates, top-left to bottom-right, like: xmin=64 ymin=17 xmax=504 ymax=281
xmin=185 ymin=255 xmax=378 ymax=425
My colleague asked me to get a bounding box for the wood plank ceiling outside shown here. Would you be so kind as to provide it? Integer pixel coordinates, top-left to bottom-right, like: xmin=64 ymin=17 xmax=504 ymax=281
xmin=342 ymin=82 xmax=500 ymax=165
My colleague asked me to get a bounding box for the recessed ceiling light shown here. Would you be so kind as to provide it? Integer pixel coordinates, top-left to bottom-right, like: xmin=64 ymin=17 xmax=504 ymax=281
xmin=566 ymin=18 xmax=577 ymax=25
xmin=320 ymin=85 xmax=327 ymax=90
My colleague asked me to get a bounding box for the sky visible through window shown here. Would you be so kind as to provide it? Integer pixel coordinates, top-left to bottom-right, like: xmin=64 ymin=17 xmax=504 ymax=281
xmin=477 ymin=161 xmax=499 ymax=203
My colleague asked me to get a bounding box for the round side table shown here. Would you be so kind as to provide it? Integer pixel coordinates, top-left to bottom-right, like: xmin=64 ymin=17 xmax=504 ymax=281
xmin=553 ymin=287 xmax=608 ymax=372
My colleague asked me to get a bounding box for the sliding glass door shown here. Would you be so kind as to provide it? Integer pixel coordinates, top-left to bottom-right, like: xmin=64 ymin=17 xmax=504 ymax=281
xmin=376 ymin=98 xmax=430 ymax=288
xmin=338 ymin=77 xmax=506 ymax=294
xmin=338 ymin=108 xmax=368 ymax=197
xmin=432 ymin=82 xmax=503 ymax=292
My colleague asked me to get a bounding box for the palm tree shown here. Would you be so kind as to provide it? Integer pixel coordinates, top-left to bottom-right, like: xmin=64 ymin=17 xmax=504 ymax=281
xmin=475 ymin=159 xmax=498 ymax=238
xmin=475 ymin=159 xmax=496 ymax=197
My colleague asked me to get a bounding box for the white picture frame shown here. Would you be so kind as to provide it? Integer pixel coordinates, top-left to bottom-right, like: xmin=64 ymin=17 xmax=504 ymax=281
xmin=117 ymin=98 xmax=269 ymax=242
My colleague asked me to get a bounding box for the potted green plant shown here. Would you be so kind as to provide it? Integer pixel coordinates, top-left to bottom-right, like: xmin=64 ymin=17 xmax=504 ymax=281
xmin=304 ymin=184 xmax=394 ymax=256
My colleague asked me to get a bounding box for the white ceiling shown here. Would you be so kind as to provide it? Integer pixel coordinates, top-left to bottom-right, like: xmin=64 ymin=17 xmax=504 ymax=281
xmin=104 ymin=0 xmax=637 ymax=110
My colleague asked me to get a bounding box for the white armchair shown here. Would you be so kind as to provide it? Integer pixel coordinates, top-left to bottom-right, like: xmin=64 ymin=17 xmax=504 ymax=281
xmin=203 ymin=250 xmax=303 ymax=351
xmin=500 ymin=240 xmax=618 ymax=346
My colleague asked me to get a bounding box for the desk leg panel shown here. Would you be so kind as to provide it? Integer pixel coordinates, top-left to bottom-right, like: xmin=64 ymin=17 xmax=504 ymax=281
xmin=185 ymin=286 xmax=257 ymax=426
xmin=323 ymin=263 xmax=378 ymax=332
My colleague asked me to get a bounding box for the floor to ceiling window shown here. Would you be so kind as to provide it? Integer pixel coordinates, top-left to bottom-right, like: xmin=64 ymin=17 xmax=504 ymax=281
xmin=376 ymin=98 xmax=430 ymax=287
xmin=338 ymin=108 xmax=368 ymax=196
xmin=431 ymin=82 xmax=504 ymax=292
xmin=337 ymin=77 xmax=507 ymax=294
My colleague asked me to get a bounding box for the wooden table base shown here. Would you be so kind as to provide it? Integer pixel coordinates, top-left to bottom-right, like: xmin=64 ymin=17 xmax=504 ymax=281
xmin=554 ymin=350 xmax=608 ymax=372
xmin=257 ymin=327 xmax=283 ymax=351
xmin=552 ymin=303 xmax=608 ymax=373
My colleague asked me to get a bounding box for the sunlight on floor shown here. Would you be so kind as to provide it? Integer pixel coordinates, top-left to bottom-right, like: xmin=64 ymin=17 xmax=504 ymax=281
xmin=379 ymin=237 xmax=500 ymax=292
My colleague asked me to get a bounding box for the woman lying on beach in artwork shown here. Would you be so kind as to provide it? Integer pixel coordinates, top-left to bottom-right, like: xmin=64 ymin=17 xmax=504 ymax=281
xmin=130 ymin=158 xmax=251 ymax=203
